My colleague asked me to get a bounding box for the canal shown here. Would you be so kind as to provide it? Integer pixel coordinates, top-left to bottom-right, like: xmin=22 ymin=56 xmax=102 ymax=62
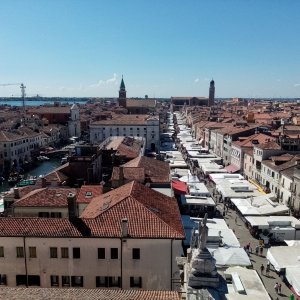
xmin=0 ymin=158 xmax=62 ymax=193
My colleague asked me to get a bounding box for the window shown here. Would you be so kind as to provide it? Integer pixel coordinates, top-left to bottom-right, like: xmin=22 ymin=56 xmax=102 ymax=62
xmin=108 ymin=276 xmax=121 ymax=287
xmin=50 ymin=247 xmax=57 ymax=258
xmin=96 ymin=276 xmax=108 ymax=287
xmin=16 ymin=275 xmax=27 ymax=286
xmin=98 ymin=248 xmax=105 ymax=259
xmin=29 ymin=247 xmax=37 ymax=258
xmin=0 ymin=247 xmax=4 ymax=257
xmin=61 ymin=247 xmax=69 ymax=258
xmin=132 ymin=248 xmax=140 ymax=260
xmin=71 ymin=276 xmax=83 ymax=287
xmin=73 ymin=247 xmax=80 ymax=259
xmin=50 ymin=212 xmax=62 ymax=218
xmin=50 ymin=275 xmax=59 ymax=287
xmin=110 ymin=248 xmax=118 ymax=259
xmin=0 ymin=274 xmax=7 ymax=285
xmin=28 ymin=275 xmax=40 ymax=286
xmin=62 ymin=276 xmax=70 ymax=287
xmin=130 ymin=276 xmax=142 ymax=288
xmin=38 ymin=212 xmax=49 ymax=218
xmin=16 ymin=247 xmax=24 ymax=258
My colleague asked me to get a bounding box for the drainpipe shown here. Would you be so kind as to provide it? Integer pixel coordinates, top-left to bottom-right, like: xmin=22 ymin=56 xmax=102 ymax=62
xmin=170 ymin=239 xmax=173 ymax=290
xmin=121 ymin=218 xmax=128 ymax=289
xmin=23 ymin=236 xmax=28 ymax=287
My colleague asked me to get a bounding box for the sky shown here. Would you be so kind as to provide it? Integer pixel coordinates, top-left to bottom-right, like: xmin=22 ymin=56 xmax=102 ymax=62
xmin=0 ymin=0 xmax=300 ymax=98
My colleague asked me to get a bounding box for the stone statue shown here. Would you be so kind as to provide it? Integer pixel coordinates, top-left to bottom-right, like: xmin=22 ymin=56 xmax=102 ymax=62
xmin=190 ymin=227 xmax=196 ymax=248
xmin=198 ymin=213 xmax=208 ymax=251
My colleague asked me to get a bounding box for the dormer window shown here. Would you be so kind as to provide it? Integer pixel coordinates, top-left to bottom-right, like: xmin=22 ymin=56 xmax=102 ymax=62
xmin=85 ymin=191 xmax=92 ymax=198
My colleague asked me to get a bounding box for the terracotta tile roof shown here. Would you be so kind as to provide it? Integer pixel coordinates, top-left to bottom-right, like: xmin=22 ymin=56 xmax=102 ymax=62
xmin=77 ymin=185 xmax=103 ymax=204
xmin=104 ymin=137 xmax=143 ymax=159
xmin=116 ymin=143 xmax=141 ymax=159
xmin=0 ymin=182 xmax=184 ymax=239
xmin=0 ymin=218 xmax=82 ymax=237
xmin=255 ymin=141 xmax=281 ymax=150
xmin=12 ymin=187 xmax=78 ymax=208
xmin=0 ymin=131 xmax=24 ymax=142
xmin=81 ymin=181 xmax=184 ymax=239
xmin=118 ymin=156 xmax=170 ymax=183
xmin=262 ymin=155 xmax=300 ymax=172
xmin=111 ymin=167 xmax=145 ymax=182
xmin=91 ymin=114 xmax=150 ymax=125
xmin=0 ymin=287 xmax=180 ymax=300
xmin=28 ymin=106 xmax=71 ymax=114
xmin=126 ymin=99 xmax=156 ymax=108
xmin=232 ymin=133 xmax=276 ymax=148
xmin=44 ymin=169 xmax=69 ymax=183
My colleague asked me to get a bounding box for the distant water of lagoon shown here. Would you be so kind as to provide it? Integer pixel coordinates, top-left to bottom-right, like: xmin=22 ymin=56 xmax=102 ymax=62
xmin=0 ymin=99 xmax=88 ymax=107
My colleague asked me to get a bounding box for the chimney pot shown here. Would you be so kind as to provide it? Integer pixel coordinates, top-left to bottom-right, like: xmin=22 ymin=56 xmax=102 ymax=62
xmin=121 ymin=218 xmax=128 ymax=237
xmin=67 ymin=192 xmax=78 ymax=219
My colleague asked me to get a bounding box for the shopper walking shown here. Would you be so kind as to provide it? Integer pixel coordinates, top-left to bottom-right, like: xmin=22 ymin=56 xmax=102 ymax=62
xmin=274 ymin=282 xmax=279 ymax=294
xmin=266 ymin=264 xmax=270 ymax=277
xmin=255 ymin=245 xmax=259 ymax=255
xmin=259 ymin=245 xmax=263 ymax=256
xmin=260 ymin=264 xmax=264 ymax=275
xmin=278 ymin=283 xmax=282 ymax=294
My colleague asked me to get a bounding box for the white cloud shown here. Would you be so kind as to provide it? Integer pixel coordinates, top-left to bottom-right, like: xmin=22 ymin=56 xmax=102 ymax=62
xmin=294 ymin=83 xmax=300 ymax=87
xmin=194 ymin=78 xmax=199 ymax=83
xmin=90 ymin=73 xmax=118 ymax=87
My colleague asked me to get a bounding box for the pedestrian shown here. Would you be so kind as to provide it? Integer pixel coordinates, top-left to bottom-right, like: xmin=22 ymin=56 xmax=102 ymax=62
xmin=235 ymin=216 xmax=238 ymax=224
xmin=274 ymin=282 xmax=279 ymax=294
xmin=255 ymin=245 xmax=259 ymax=255
xmin=260 ymin=246 xmax=263 ymax=256
xmin=266 ymin=264 xmax=270 ymax=277
xmin=278 ymin=283 xmax=282 ymax=294
xmin=260 ymin=264 xmax=264 ymax=275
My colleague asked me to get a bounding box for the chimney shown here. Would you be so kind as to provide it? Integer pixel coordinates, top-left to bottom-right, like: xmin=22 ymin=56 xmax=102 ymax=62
xmin=67 ymin=192 xmax=78 ymax=219
xmin=41 ymin=176 xmax=47 ymax=188
xmin=121 ymin=218 xmax=128 ymax=237
xmin=13 ymin=187 xmax=20 ymax=199
xmin=119 ymin=167 xmax=124 ymax=185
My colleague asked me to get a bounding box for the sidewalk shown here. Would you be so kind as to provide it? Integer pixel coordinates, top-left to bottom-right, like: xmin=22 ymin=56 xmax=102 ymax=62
xmin=206 ymin=183 xmax=296 ymax=300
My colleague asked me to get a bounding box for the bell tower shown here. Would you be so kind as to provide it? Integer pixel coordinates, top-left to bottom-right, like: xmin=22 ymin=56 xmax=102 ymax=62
xmin=208 ymin=79 xmax=215 ymax=107
xmin=119 ymin=76 xmax=127 ymax=108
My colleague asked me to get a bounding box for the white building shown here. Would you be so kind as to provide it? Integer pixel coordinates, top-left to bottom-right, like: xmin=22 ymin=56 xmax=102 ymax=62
xmin=68 ymin=104 xmax=81 ymax=138
xmin=90 ymin=115 xmax=160 ymax=152
xmin=0 ymin=128 xmax=44 ymax=173
xmin=0 ymin=181 xmax=184 ymax=290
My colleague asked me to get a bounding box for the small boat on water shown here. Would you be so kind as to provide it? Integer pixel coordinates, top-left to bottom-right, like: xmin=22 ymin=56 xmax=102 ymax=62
xmin=17 ymin=176 xmax=37 ymax=187
xmin=37 ymin=156 xmax=50 ymax=161
xmin=61 ymin=156 xmax=69 ymax=165
xmin=8 ymin=173 xmax=24 ymax=186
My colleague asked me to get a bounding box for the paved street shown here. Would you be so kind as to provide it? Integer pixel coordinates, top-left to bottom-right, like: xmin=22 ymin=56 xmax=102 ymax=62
xmin=204 ymin=182 xmax=298 ymax=300
xmin=218 ymin=200 xmax=295 ymax=299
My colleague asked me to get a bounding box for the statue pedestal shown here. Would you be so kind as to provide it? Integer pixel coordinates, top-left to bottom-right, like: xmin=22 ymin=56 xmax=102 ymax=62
xmin=188 ymin=248 xmax=220 ymax=289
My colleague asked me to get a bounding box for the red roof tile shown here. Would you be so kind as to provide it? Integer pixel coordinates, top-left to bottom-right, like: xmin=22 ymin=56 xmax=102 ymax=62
xmin=77 ymin=185 xmax=103 ymax=204
xmin=0 ymin=182 xmax=184 ymax=239
xmin=111 ymin=156 xmax=170 ymax=183
xmin=0 ymin=287 xmax=180 ymax=300
xmin=12 ymin=187 xmax=78 ymax=208
xmin=81 ymin=181 xmax=184 ymax=239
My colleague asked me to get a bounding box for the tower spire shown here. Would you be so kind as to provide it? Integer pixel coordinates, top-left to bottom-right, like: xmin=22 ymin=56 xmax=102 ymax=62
xmin=119 ymin=75 xmax=126 ymax=108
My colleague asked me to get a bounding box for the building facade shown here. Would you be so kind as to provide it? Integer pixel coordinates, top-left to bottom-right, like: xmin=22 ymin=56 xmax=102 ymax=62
xmin=89 ymin=115 xmax=160 ymax=152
